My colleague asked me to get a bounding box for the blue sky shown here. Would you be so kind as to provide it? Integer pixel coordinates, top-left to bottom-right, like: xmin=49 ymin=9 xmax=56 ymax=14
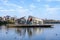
xmin=0 ymin=0 xmax=60 ymax=20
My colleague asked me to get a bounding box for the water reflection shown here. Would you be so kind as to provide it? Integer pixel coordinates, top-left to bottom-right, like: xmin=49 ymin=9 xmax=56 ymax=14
xmin=0 ymin=26 xmax=44 ymax=37
xmin=15 ymin=27 xmax=43 ymax=37
xmin=0 ymin=25 xmax=51 ymax=40
xmin=16 ymin=28 xmax=26 ymax=36
xmin=0 ymin=25 xmax=60 ymax=40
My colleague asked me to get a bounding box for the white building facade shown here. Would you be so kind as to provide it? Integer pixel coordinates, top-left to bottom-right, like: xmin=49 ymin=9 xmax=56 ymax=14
xmin=28 ymin=16 xmax=43 ymax=25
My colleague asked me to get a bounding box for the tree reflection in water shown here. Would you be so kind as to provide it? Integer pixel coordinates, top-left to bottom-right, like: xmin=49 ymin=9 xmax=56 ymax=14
xmin=0 ymin=26 xmax=2 ymax=30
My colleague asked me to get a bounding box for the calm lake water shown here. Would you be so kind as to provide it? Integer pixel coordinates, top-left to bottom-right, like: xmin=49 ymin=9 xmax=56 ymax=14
xmin=0 ymin=24 xmax=60 ymax=40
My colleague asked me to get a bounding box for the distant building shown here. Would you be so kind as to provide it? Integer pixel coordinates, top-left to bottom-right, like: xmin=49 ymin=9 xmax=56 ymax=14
xmin=27 ymin=16 xmax=43 ymax=25
xmin=0 ymin=17 xmax=3 ymax=21
xmin=3 ymin=16 xmax=17 ymax=24
xmin=16 ymin=17 xmax=26 ymax=24
xmin=3 ymin=15 xmax=11 ymax=21
xmin=3 ymin=16 xmax=6 ymax=21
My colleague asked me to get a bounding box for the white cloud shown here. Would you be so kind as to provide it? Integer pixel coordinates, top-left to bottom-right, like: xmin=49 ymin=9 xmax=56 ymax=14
xmin=29 ymin=3 xmax=36 ymax=10
xmin=44 ymin=5 xmax=50 ymax=8
xmin=20 ymin=1 xmax=24 ymax=4
xmin=46 ymin=8 xmax=57 ymax=14
xmin=45 ymin=7 xmax=60 ymax=19
xmin=0 ymin=0 xmax=35 ymax=15
xmin=37 ymin=0 xmax=41 ymax=2
xmin=0 ymin=9 xmax=15 ymax=12
xmin=47 ymin=8 xmax=60 ymax=14
xmin=0 ymin=6 xmax=29 ymax=14
xmin=46 ymin=0 xmax=60 ymax=2
xmin=0 ymin=7 xmax=4 ymax=9
xmin=0 ymin=0 xmax=32 ymax=17
xmin=30 ymin=4 xmax=36 ymax=8
xmin=42 ymin=4 xmax=60 ymax=17
xmin=3 ymin=3 xmax=23 ymax=9
xmin=44 ymin=5 xmax=54 ymax=13
xmin=45 ymin=5 xmax=60 ymax=14
xmin=33 ymin=0 xmax=41 ymax=2
xmin=0 ymin=0 xmax=8 ymax=3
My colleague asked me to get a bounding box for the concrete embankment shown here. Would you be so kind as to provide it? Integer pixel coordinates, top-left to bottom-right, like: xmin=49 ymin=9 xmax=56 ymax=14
xmin=6 ymin=24 xmax=53 ymax=28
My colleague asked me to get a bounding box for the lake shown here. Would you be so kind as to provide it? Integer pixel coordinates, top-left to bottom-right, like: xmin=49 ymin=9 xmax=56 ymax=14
xmin=0 ymin=24 xmax=60 ymax=40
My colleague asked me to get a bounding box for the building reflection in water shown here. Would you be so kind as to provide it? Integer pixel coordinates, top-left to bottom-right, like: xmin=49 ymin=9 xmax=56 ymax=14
xmin=0 ymin=26 xmax=44 ymax=39
xmin=16 ymin=28 xmax=26 ymax=36
xmin=15 ymin=27 xmax=43 ymax=37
